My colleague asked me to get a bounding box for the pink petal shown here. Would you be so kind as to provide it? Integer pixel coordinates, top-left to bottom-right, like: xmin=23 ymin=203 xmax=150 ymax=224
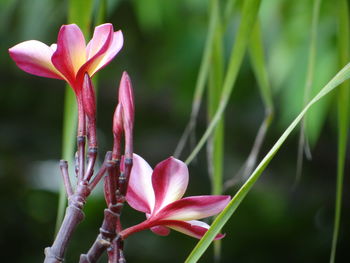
xmin=51 ymin=24 xmax=86 ymax=86
xmin=164 ymin=220 xmax=225 ymax=240
xmin=86 ymin=23 xmax=114 ymax=59
xmin=50 ymin=43 xmax=57 ymax=52
xmin=155 ymin=195 xmax=230 ymax=221
xmin=150 ymin=226 xmax=171 ymax=236
xmin=9 ymin=40 xmax=64 ymax=80
xmin=126 ymin=154 xmax=155 ymax=214
xmin=88 ymin=30 xmax=123 ymax=76
xmin=152 ymin=157 xmax=189 ymax=213
xmin=75 ymin=24 xmax=114 ymax=84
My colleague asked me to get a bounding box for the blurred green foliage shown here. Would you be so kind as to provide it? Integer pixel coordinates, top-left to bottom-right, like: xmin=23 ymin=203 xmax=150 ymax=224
xmin=0 ymin=0 xmax=349 ymax=262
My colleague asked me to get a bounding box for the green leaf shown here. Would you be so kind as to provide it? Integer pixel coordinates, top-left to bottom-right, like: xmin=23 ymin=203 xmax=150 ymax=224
xmin=296 ymin=0 xmax=322 ymax=183
xmin=174 ymin=0 xmax=220 ymax=158
xmin=249 ymin=20 xmax=273 ymax=112
xmin=68 ymin=0 xmax=93 ymax=37
xmin=185 ymin=0 xmax=261 ymax=165
xmin=185 ymin=63 xmax=350 ymax=262
xmin=330 ymin=0 xmax=350 ymax=262
xmin=206 ymin=1 xmax=224 ymax=260
xmin=235 ymin=19 xmax=274 ymax=180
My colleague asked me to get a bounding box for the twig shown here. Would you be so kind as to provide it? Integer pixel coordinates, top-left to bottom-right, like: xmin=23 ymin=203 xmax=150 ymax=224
xmin=77 ymin=136 xmax=86 ymax=182
xmin=84 ymin=147 xmax=98 ymax=181
xmin=80 ymin=160 xmax=121 ymax=263
xmin=44 ymin=182 xmax=90 ymax=263
xmin=89 ymin=152 xmax=112 ymax=191
xmin=59 ymin=160 xmax=73 ymax=197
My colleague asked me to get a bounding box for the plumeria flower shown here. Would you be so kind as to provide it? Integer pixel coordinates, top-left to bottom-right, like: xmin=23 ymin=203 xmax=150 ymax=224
xmin=9 ymin=23 xmax=123 ymax=136
xmin=9 ymin=23 xmax=123 ymax=94
xmin=120 ymin=154 xmax=231 ymax=240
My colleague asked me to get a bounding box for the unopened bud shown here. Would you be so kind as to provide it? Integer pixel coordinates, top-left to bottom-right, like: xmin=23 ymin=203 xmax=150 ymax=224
xmin=82 ymin=73 xmax=96 ymax=120
xmin=118 ymin=71 xmax=134 ymax=133
xmin=118 ymin=71 xmax=134 ymax=158
xmin=113 ymin=104 xmax=123 ymax=138
xmin=112 ymin=104 xmax=123 ymax=160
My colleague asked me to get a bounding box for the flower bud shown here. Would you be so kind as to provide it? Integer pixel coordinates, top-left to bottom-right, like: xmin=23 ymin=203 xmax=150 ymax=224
xmin=118 ymin=71 xmax=134 ymax=158
xmin=82 ymin=73 xmax=96 ymax=120
xmin=112 ymin=103 xmax=123 ymax=160
xmin=119 ymin=72 xmax=134 ymax=130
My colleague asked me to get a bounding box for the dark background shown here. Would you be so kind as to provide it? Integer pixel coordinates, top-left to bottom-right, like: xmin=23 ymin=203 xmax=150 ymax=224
xmin=0 ymin=0 xmax=349 ymax=262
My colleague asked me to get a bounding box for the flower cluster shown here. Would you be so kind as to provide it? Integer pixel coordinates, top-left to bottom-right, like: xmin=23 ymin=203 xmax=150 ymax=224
xmin=9 ymin=23 xmax=230 ymax=263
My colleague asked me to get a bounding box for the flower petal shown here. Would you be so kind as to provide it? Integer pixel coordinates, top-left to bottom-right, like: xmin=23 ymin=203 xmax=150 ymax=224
xmin=155 ymin=195 xmax=230 ymax=221
xmin=76 ymin=24 xmax=114 ymax=83
xmin=9 ymin=40 xmax=63 ymax=80
xmin=150 ymin=226 xmax=171 ymax=236
xmin=126 ymin=154 xmax=155 ymax=214
xmin=152 ymin=157 xmax=189 ymax=213
xmin=86 ymin=23 xmax=114 ymax=59
xmin=88 ymin=30 xmax=123 ymax=76
xmin=51 ymin=24 xmax=86 ymax=86
xmin=165 ymin=220 xmax=225 ymax=240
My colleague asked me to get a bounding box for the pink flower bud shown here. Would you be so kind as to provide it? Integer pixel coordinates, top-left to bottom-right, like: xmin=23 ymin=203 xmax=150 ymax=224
xmin=82 ymin=73 xmax=96 ymax=120
xmin=112 ymin=104 xmax=123 ymax=160
xmin=118 ymin=71 xmax=134 ymax=158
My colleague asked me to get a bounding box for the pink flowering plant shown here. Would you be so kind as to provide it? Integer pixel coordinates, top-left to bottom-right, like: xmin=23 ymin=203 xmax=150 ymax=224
xmin=9 ymin=23 xmax=231 ymax=263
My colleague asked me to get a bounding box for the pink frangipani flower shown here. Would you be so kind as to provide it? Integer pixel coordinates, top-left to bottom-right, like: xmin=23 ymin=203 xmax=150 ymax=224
xmin=9 ymin=23 xmax=123 ymax=94
xmin=120 ymin=154 xmax=231 ymax=240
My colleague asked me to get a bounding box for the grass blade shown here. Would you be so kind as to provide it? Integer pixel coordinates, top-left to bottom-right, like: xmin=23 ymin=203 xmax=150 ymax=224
xmin=94 ymin=0 xmax=106 ymax=26
xmin=296 ymin=0 xmax=322 ymax=186
xmin=185 ymin=0 xmax=262 ymax=165
xmin=174 ymin=0 xmax=220 ymax=158
xmin=206 ymin=4 xmax=224 ymax=261
xmin=330 ymin=0 xmax=349 ymax=261
xmin=185 ymin=63 xmax=350 ymax=263
xmin=55 ymin=0 xmax=94 ymax=233
xmin=240 ymin=19 xmax=274 ymax=181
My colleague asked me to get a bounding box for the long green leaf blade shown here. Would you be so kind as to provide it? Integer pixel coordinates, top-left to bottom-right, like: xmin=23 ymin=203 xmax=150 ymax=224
xmin=206 ymin=2 xmax=224 ymax=261
xmin=330 ymin=0 xmax=349 ymax=261
xmin=185 ymin=63 xmax=350 ymax=263
xmin=296 ymin=0 xmax=322 ymax=185
xmin=174 ymin=0 xmax=220 ymax=158
xmin=236 ymin=19 xmax=274 ymax=180
xmin=185 ymin=0 xmax=261 ymax=165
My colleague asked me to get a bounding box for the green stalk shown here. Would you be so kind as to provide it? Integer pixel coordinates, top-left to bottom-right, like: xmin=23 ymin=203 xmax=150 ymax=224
xmin=94 ymin=0 xmax=106 ymax=26
xmin=185 ymin=62 xmax=350 ymax=263
xmin=236 ymin=19 xmax=274 ymax=182
xmin=296 ymin=0 xmax=322 ymax=185
xmin=173 ymin=0 xmax=220 ymax=158
xmin=330 ymin=0 xmax=349 ymax=261
xmin=207 ymin=3 xmax=224 ymax=261
xmin=55 ymin=0 xmax=94 ymax=233
xmin=185 ymin=0 xmax=261 ymax=165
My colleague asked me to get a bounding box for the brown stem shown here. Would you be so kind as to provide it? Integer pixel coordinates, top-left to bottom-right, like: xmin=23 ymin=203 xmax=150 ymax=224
xmin=59 ymin=160 xmax=73 ymax=197
xmin=105 ymin=160 xmax=119 ymax=205
xmin=44 ymin=182 xmax=90 ymax=262
xmin=77 ymin=96 xmax=86 ymax=137
xmin=80 ymin=160 xmax=121 ymax=263
xmin=118 ymin=158 xmax=132 ymax=197
xmin=119 ymin=220 xmax=153 ymax=240
xmin=77 ymin=136 xmax=86 ymax=182
xmin=79 ymin=209 xmax=119 ymax=263
xmin=84 ymin=147 xmax=98 ymax=181
xmin=89 ymin=151 xmax=112 ymax=191
xmin=87 ymin=118 xmax=97 ymax=149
